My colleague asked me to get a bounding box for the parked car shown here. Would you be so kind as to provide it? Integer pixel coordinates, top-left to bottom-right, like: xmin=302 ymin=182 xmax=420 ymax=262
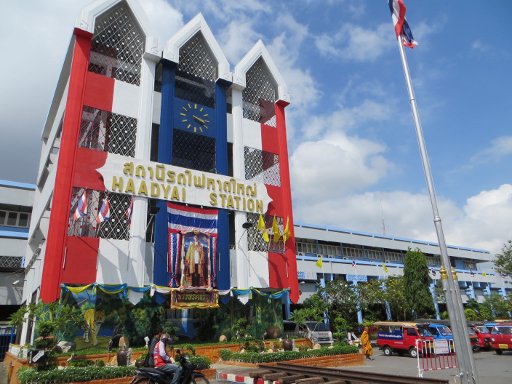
xmin=416 ymin=322 xmax=453 ymax=340
xmin=375 ymin=321 xmax=433 ymax=358
xmin=282 ymin=320 xmax=334 ymax=346
xmin=489 ymin=322 xmax=512 ymax=355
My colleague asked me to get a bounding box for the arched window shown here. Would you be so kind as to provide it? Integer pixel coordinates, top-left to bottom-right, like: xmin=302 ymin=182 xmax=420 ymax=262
xmin=89 ymin=1 xmax=145 ymax=85
xmin=242 ymin=57 xmax=277 ymax=127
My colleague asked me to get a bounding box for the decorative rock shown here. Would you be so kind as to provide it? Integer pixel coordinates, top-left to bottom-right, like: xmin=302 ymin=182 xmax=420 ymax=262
xmin=313 ymin=343 xmax=321 ymax=350
xmin=119 ymin=336 xmax=129 ymax=348
xmin=219 ymin=335 xmax=227 ymax=342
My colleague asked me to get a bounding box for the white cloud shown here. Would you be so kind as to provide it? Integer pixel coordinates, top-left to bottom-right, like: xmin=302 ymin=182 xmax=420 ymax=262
xmin=139 ymin=0 xmax=183 ymax=45
xmin=219 ymin=19 xmax=261 ymax=63
xmin=290 ymin=132 xmax=390 ymax=201
xmin=470 ymin=136 xmax=512 ymax=165
xmin=315 ymin=24 xmax=391 ymax=62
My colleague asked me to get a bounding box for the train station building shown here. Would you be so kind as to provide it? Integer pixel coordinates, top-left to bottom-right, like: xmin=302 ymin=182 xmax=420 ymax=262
xmin=4 ymin=0 xmax=509 ymax=346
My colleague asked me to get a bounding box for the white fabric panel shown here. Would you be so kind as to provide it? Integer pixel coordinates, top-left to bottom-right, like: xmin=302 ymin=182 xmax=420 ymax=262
xmin=242 ymin=118 xmax=263 ymax=151
xmin=97 ymin=239 xmax=139 ymax=286
xmin=247 ymin=250 xmax=269 ymax=288
xmin=112 ymin=80 xmax=140 ymax=118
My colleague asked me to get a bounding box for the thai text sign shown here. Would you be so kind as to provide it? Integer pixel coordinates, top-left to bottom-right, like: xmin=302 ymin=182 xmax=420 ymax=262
xmin=170 ymin=289 xmax=219 ymax=309
xmin=97 ymin=153 xmax=272 ymax=214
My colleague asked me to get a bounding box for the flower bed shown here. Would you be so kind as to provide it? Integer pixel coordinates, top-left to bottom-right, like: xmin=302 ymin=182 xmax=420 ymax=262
xmin=219 ymin=344 xmax=358 ymax=364
xmin=17 ymin=366 xmax=136 ymax=384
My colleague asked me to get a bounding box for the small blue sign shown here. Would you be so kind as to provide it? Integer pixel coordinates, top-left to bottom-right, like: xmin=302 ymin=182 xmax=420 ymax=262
xmin=298 ymin=271 xmax=306 ymax=279
xmin=346 ymin=274 xmax=367 ymax=282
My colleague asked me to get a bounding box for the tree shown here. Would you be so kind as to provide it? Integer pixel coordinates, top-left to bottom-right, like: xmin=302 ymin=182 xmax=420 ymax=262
xmin=383 ymin=276 xmax=410 ymax=320
xmin=494 ymin=240 xmax=512 ymax=276
xmin=403 ymin=248 xmax=435 ymax=318
xmin=290 ymin=288 xmax=327 ymax=325
xmin=325 ymin=280 xmax=360 ymax=326
xmin=355 ymin=279 xmax=386 ymax=321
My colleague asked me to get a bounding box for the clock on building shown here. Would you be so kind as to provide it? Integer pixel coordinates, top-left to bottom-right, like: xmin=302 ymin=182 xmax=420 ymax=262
xmin=179 ymin=102 xmax=210 ymax=133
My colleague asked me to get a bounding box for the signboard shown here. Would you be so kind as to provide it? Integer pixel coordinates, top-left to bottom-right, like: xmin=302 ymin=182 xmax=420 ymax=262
xmin=346 ymin=274 xmax=368 ymax=282
xmin=434 ymin=339 xmax=450 ymax=355
xmin=31 ymin=349 xmax=45 ymax=363
xmin=170 ymin=289 xmax=219 ymax=309
xmin=97 ymin=153 xmax=272 ymax=214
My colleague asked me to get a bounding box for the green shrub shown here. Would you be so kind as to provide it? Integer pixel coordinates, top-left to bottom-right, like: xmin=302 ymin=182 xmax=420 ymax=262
xmin=220 ymin=344 xmax=358 ymax=363
xmin=67 ymin=359 xmax=95 ymax=367
xmin=188 ymin=355 xmax=211 ymax=370
xmin=17 ymin=365 xmax=136 ymax=383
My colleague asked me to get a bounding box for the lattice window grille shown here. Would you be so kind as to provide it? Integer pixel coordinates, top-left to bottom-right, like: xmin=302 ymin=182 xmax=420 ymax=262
xmin=96 ymin=193 xmax=131 ymax=240
xmin=0 ymin=256 xmax=22 ymax=270
xmin=172 ymin=129 xmax=216 ymax=172
xmin=178 ymin=32 xmax=217 ymax=82
xmin=89 ymin=1 xmax=145 ymax=85
xmin=175 ymin=31 xmax=217 ymax=108
xmin=246 ymin=213 xmax=285 ymax=253
xmin=67 ymin=188 xmax=130 ymax=240
xmin=242 ymin=57 xmax=277 ymax=127
xmin=244 ymin=147 xmax=281 ymax=187
xmin=79 ymin=106 xmax=137 ymax=157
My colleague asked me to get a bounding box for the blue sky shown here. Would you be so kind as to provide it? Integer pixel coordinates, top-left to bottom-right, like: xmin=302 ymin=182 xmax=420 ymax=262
xmin=1 ymin=0 xmax=511 ymax=254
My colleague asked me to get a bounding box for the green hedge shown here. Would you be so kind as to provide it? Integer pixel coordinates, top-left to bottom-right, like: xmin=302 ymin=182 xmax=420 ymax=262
xmin=188 ymin=355 xmax=211 ymax=370
xmin=17 ymin=366 xmax=136 ymax=384
xmin=219 ymin=343 xmax=358 ymax=363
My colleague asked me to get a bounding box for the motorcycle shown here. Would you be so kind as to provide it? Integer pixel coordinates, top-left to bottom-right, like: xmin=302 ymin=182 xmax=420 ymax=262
xmin=130 ymin=352 xmax=210 ymax=384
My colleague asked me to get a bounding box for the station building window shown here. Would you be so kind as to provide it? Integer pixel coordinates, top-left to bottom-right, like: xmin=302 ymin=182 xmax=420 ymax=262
xmin=0 ymin=206 xmax=31 ymax=228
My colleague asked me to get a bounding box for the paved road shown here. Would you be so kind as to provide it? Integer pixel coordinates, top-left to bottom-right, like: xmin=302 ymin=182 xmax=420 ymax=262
xmin=340 ymin=350 xmax=512 ymax=384
xmin=214 ymin=350 xmax=512 ymax=384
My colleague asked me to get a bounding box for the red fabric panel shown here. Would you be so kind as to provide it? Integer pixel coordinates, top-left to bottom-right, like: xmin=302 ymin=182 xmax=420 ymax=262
xmin=40 ymin=29 xmax=93 ymax=303
xmin=265 ymin=185 xmax=283 ymax=216
xmin=74 ymin=148 xmax=107 ymax=190
xmin=276 ymin=101 xmax=299 ymax=303
xmin=268 ymin=252 xmax=289 ymax=289
xmin=84 ymin=72 xmax=114 ymax=111
xmin=61 ymin=237 xmax=99 ymax=284
xmin=260 ymin=124 xmax=279 ymax=154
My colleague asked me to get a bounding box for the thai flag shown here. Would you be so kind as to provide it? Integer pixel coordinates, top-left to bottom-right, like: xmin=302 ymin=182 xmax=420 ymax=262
xmin=96 ymin=197 xmax=110 ymax=224
xmin=167 ymin=202 xmax=218 ymax=235
xmin=389 ymin=0 xmax=418 ymax=48
xmin=73 ymin=190 xmax=88 ymax=220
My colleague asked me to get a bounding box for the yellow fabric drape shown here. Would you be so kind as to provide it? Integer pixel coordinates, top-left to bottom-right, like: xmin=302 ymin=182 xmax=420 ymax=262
xmin=83 ymin=308 xmax=97 ymax=346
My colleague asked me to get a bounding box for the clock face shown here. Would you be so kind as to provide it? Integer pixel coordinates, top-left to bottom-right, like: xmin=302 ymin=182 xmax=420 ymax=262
xmin=180 ymin=103 xmax=210 ymax=133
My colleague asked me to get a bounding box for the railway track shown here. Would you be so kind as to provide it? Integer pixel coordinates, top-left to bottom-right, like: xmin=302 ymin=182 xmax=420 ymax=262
xmin=246 ymin=362 xmax=449 ymax=384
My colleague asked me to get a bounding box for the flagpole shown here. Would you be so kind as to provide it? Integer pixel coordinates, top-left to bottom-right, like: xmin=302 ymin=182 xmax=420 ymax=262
xmin=396 ymin=38 xmax=478 ymax=384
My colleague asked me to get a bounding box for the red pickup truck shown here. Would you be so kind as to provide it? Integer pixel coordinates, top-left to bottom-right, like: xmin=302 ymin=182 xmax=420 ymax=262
xmin=490 ymin=322 xmax=512 ymax=355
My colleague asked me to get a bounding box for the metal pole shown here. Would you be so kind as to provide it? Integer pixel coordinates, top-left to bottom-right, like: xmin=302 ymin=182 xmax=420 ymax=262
xmin=396 ymin=38 xmax=478 ymax=384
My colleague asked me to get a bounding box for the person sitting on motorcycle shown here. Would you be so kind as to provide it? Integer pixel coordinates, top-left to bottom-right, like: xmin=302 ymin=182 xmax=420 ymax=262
xmin=153 ymin=333 xmax=182 ymax=384
xmin=146 ymin=329 xmax=163 ymax=367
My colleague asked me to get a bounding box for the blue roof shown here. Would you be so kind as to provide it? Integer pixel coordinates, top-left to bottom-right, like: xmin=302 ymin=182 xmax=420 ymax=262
xmin=0 ymin=179 xmax=36 ymax=190
xmin=0 ymin=228 xmax=29 ymax=239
